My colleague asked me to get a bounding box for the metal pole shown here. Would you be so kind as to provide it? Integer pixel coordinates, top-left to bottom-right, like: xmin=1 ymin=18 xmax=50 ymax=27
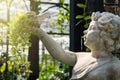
xmin=69 ymin=0 xmax=86 ymax=78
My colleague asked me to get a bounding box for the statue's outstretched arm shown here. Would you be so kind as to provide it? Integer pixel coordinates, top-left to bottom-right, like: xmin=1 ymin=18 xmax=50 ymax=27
xmin=32 ymin=28 xmax=76 ymax=66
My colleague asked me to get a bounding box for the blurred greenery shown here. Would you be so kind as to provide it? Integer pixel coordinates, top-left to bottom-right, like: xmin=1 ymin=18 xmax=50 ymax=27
xmin=55 ymin=0 xmax=70 ymax=33
xmin=76 ymin=3 xmax=91 ymax=28
xmin=39 ymin=54 xmax=69 ymax=80
xmin=0 ymin=12 xmax=32 ymax=80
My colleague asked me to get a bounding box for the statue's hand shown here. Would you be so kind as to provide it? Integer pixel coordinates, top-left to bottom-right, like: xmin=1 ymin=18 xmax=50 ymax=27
xmin=26 ymin=11 xmax=50 ymax=36
xmin=36 ymin=12 xmax=50 ymax=26
xmin=26 ymin=11 xmax=50 ymax=27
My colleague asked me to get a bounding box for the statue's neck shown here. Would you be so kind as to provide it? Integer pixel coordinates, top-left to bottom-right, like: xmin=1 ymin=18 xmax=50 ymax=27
xmin=91 ymin=50 xmax=113 ymax=58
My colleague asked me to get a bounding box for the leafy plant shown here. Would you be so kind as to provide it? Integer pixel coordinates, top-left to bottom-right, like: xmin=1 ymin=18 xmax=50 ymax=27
xmin=0 ymin=12 xmax=33 ymax=80
xmin=76 ymin=3 xmax=91 ymax=28
xmin=55 ymin=0 xmax=70 ymax=33
xmin=8 ymin=12 xmax=32 ymax=50
xmin=39 ymin=54 xmax=69 ymax=80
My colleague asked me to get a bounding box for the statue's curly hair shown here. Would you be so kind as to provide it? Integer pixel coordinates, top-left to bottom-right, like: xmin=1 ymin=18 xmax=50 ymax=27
xmin=91 ymin=12 xmax=120 ymax=53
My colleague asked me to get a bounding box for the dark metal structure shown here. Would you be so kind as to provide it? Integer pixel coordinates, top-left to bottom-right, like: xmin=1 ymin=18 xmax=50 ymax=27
xmin=87 ymin=0 xmax=104 ymax=12
xmin=69 ymin=0 xmax=86 ymax=77
xmin=70 ymin=0 xmax=86 ymax=52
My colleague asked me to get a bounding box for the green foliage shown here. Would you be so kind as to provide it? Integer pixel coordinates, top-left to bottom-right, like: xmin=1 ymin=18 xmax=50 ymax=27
xmin=76 ymin=3 xmax=91 ymax=28
xmin=56 ymin=0 xmax=70 ymax=33
xmin=9 ymin=12 xmax=32 ymax=78
xmin=0 ymin=52 xmax=31 ymax=80
xmin=0 ymin=12 xmax=33 ymax=80
xmin=77 ymin=3 xmax=86 ymax=9
xmin=8 ymin=12 xmax=32 ymax=49
xmin=39 ymin=54 xmax=69 ymax=80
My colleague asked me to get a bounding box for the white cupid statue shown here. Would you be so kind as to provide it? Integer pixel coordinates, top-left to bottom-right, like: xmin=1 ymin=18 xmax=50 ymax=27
xmin=31 ymin=12 xmax=120 ymax=80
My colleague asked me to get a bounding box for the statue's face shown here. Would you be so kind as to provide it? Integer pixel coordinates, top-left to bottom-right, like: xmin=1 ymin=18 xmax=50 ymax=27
xmin=84 ymin=21 xmax=101 ymax=49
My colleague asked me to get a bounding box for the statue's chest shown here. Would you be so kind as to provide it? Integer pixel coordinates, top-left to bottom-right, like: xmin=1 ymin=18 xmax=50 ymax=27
xmin=71 ymin=57 xmax=116 ymax=80
xmin=86 ymin=65 xmax=114 ymax=80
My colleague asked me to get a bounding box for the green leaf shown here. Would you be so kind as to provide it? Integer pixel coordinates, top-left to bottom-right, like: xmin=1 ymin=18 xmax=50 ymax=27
xmin=84 ymin=23 xmax=89 ymax=28
xmin=0 ymin=63 xmax=6 ymax=73
xmin=77 ymin=3 xmax=86 ymax=8
xmin=84 ymin=16 xmax=91 ymax=20
xmin=7 ymin=61 xmax=12 ymax=71
xmin=76 ymin=15 xmax=84 ymax=19
xmin=59 ymin=0 xmax=64 ymax=3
